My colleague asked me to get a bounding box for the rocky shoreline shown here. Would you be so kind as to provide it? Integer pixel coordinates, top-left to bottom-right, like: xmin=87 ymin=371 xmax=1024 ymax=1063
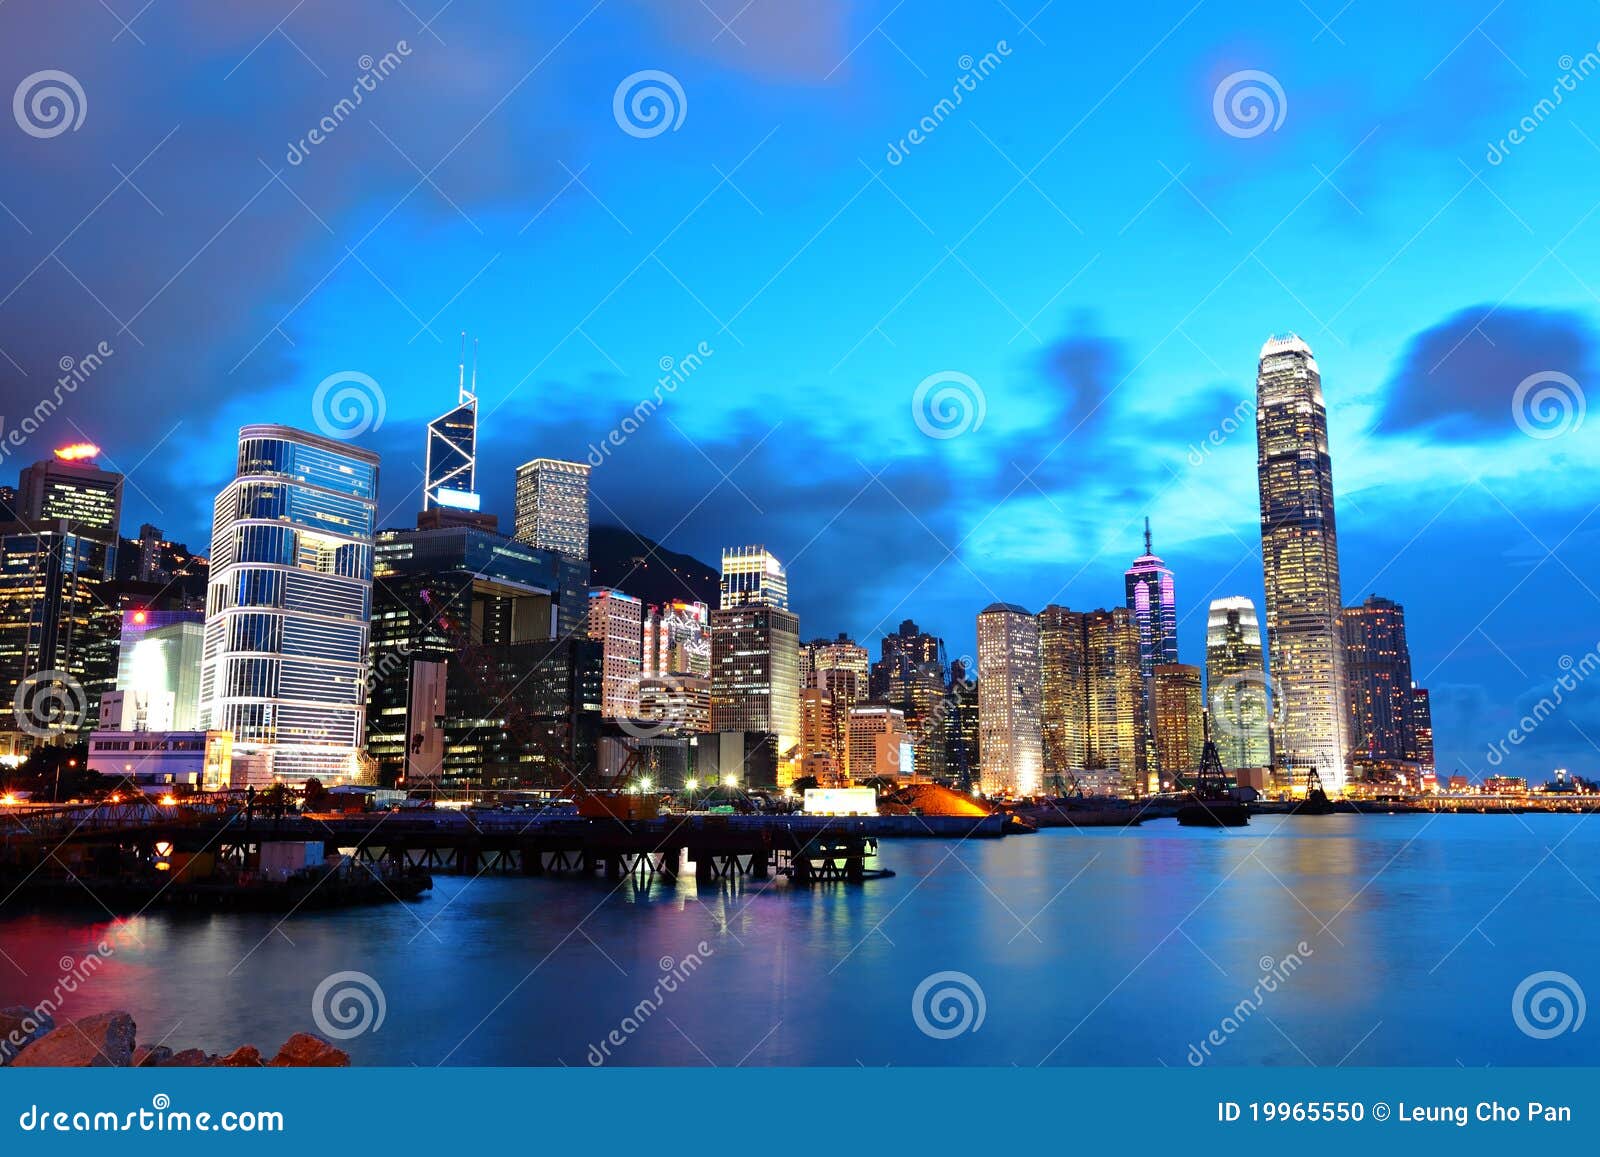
xmin=1 ymin=1008 xmax=350 ymax=1067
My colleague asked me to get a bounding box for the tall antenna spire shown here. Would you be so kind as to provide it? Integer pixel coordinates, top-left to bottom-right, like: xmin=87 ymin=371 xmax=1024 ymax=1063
xmin=1144 ymin=516 xmax=1152 ymax=556
xmin=468 ymin=337 xmax=479 ymax=403
xmin=457 ymin=331 xmax=466 ymax=399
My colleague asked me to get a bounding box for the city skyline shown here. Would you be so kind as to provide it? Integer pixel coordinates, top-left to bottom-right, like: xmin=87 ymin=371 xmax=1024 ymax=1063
xmin=2 ymin=2 xmax=1597 ymax=784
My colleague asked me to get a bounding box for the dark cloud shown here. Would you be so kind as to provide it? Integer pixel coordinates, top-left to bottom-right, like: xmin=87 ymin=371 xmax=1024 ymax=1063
xmin=1379 ymin=305 xmax=1595 ymax=439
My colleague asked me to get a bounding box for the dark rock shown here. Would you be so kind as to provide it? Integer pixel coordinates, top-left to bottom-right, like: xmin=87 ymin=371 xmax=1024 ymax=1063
xmin=157 ymin=1048 xmax=211 ymax=1066
xmin=217 ymin=1045 xmax=263 ymax=1067
xmin=269 ymin=1032 xmax=350 ymax=1067
xmin=132 ymin=1045 xmax=173 ymax=1067
xmin=0 ymin=1007 xmax=53 ymax=1066
xmin=11 ymin=1011 xmax=135 ymax=1067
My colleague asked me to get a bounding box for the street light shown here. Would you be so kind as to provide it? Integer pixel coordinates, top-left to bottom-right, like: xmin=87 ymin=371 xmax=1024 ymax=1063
xmin=723 ymin=774 xmax=738 ymax=788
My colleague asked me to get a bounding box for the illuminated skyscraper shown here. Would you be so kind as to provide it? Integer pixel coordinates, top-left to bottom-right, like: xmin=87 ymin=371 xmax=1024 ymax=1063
xmin=870 ymin=619 xmax=949 ymax=783
xmin=1205 ymin=596 xmax=1270 ymax=770
xmin=1341 ymin=595 xmax=1413 ymax=764
xmin=1084 ymin=607 xmax=1144 ymax=794
xmin=18 ymin=444 xmax=123 ymax=574
xmin=1257 ymin=334 xmax=1349 ymax=789
xmin=423 ymin=337 xmax=479 ymax=513
xmin=1152 ymin=663 xmax=1204 ymax=779
xmin=709 ymin=603 xmax=801 ymax=781
xmin=1124 ymin=517 xmax=1177 ymax=707
xmin=1038 ymin=605 xmax=1088 ymax=777
xmin=804 ymin=633 xmax=869 ymax=778
xmin=976 ymin=603 xmax=1042 ymax=796
xmin=588 ymin=587 xmax=644 ymax=718
xmin=199 ymin=425 xmax=378 ymax=783
xmin=1406 ymin=687 xmax=1434 ymax=771
xmin=719 ymin=545 xmax=788 ymax=610
xmin=643 ymin=600 xmax=711 ymax=678
xmin=514 ymin=458 xmax=590 ymax=562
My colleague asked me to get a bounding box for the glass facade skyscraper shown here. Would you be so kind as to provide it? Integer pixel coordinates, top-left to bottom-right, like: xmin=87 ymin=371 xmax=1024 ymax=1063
xmin=976 ymin=602 xmax=1042 ymax=797
xmin=1124 ymin=517 xmax=1177 ymax=699
xmin=513 ymin=458 xmax=590 ymax=562
xmin=1205 ymin=595 xmax=1271 ymax=770
xmin=719 ymin=545 xmax=789 ymax=610
xmin=199 ymin=425 xmax=379 ymax=783
xmin=1256 ymin=335 xmax=1349 ymax=789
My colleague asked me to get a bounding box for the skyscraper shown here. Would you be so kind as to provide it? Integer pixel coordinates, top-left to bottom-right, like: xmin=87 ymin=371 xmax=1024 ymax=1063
xmin=1257 ymin=334 xmax=1348 ymax=789
xmin=869 ymin=619 xmax=949 ymax=783
xmin=17 ymin=444 xmax=123 ymax=575
xmin=199 ymin=425 xmax=379 ymax=783
xmin=719 ymin=545 xmax=788 ymax=610
xmin=1205 ymin=596 xmax=1271 ymax=770
xmin=1341 ymin=595 xmax=1413 ymax=764
xmin=1406 ymin=687 xmax=1434 ymax=772
xmin=804 ymin=633 xmax=869 ymax=778
xmin=1152 ymin=663 xmax=1204 ymax=779
xmin=975 ymin=603 xmax=1042 ymax=796
xmin=709 ymin=603 xmax=801 ymax=781
xmin=423 ymin=338 xmax=481 ymax=516
xmin=1038 ymin=605 xmax=1088 ymax=778
xmin=1084 ymin=606 xmax=1145 ymax=794
xmin=643 ymin=600 xmax=711 ymax=678
xmin=514 ymin=458 xmax=590 ymax=562
xmin=1124 ymin=517 xmax=1177 ymax=707
xmin=588 ymin=587 xmax=644 ymax=718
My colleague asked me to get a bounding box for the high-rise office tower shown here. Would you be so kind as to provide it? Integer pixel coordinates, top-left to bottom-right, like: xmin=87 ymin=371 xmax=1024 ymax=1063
xmin=847 ymin=704 xmax=911 ymax=779
xmin=976 ymin=603 xmax=1042 ymax=796
xmin=643 ymin=600 xmax=711 ymax=678
xmin=1124 ymin=517 xmax=1177 ymax=709
xmin=108 ymin=607 xmax=206 ymax=731
xmin=946 ymin=657 xmax=980 ymax=789
xmin=1084 ymin=607 xmax=1145 ymax=794
xmin=870 ymin=619 xmax=949 ymax=783
xmin=17 ymin=444 xmax=123 ymax=575
xmin=709 ymin=603 xmax=801 ymax=780
xmin=199 ymin=425 xmax=378 ymax=783
xmin=1038 ymin=605 xmax=1089 ymax=778
xmin=1257 ymin=334 xmax=1348 ymax=788
xmin=804 ymin=633 xmax=869 ymax=778
xmin=798 ymin=686 xmax=839 ymax=784
xmin=1152 ymin=663 xmax=1204 ymax=778
xmin=1205 ymin=596 xmax=1271 ymax=770
xmin=514 ymin=458 xmax=590 ymax=562
xmin=1406 ymin=687 xmax=1434 ymax=771
xmin=588 ymin=587 xmax=644 ymax=718
xmin=1341 ymin=594 xmax=1414 ymax=765
xmin=0 ymin=524 xmax=112 ymax=737
xmin=719 ymin=545 xmax=788 ymax=610
xmin=423 ymin=337 xmax=482 ymax=518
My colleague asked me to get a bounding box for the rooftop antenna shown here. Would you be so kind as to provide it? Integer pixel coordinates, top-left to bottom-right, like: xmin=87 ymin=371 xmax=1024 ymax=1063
xmin=468 ymin=337 xmax=479 ymax=404
xmin=457 ymin=331 xmax=467 ymax=401
xmin=1144 ymin=516 xmax=1152 ymax=556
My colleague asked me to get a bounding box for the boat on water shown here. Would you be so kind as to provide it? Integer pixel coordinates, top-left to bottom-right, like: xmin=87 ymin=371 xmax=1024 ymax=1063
xmin=1176 ymin=730 xmax=1250 ymax=828
xmin=1010 ymin=799 xmax=1145 ymax=828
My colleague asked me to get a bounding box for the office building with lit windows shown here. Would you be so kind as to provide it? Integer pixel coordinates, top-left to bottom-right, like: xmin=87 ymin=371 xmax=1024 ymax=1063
xmin=1152 ymin=663 xmax=1204 ymax=779
xmin=709 ymin=603 xmax=800 ymax=781
xmin=198 ymin=425 xmax=379 ymax=783
xmin=976 ymin=602 xmax=1042 ymax=797
xmin=1257 ymin=335 xmax=1349 ymax=788
xmin=1124 ymin=518 xmax=1177 ymax=718
xmin=719 ymin=545 xmax=788 ymax=610
xmin=17 ymin=444 xmax=123 ymax=574
xmin=588 ymin=587 xmax=644 ymax=718
xmin=1205 ymin=596 xmax=1271 ymax=771
xmin=514 ymin=458 xmax=590 ymax=562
